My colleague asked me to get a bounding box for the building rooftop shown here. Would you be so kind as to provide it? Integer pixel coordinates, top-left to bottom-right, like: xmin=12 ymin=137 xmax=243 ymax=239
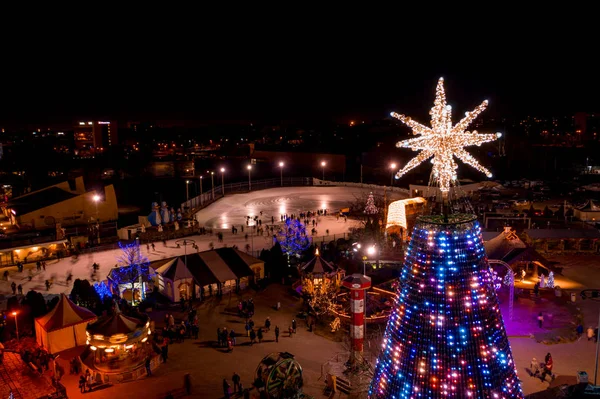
xmin=5 ymin=187 xmax=79 ymax=215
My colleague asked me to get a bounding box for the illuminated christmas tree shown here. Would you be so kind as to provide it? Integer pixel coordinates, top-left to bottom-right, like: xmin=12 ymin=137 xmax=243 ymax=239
xmin=275 ymin=218 xmax=311 ymax=267
xmin=364 ymin=192 xmax=378 ymax=215
xmin=369 ymin=79 xmax=522 ymax=398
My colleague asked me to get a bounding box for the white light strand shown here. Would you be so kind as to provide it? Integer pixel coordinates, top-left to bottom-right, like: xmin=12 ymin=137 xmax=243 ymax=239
xmin=391 ymin=78 xmax=500 ymax=193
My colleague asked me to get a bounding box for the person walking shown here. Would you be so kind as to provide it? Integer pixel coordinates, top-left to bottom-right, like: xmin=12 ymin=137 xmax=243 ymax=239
xmin=530 ymin=357 xmax=540 ymax=378
xmin=79 ymin=374 xmax=87 ymax=393
xmin=588 ymin=326 xmax=595 ymax=341
xmin=10 ymin=282 xmax=16 ymax=295
xmin=265 ymin=317 xmax=271 ymax=332
xmin=540 ymin=353 xmax=554 ymax=382
xmin=145 ymin=354 xmax=152 ymax=376
xmin=275 ymin=326 xmax=280 ymax=343
xmin=217 ymin=328 xmax=222 ymax=347
xmin=257 ymin=328 xmax=263 ymax=343
xmin=232 ymin=372 xmax=241 ymax=394
xmin=537 ymin=312 xmax=544 ymax=328
xmin=223 ymin=378 xmax=231 ymax=399
xmin=161 ymin=337 xmax=169 ymax=363
xmin=292 ymin=319 xmax=297 ymax=333
xmin=229 ymin=329 xmax=236 ymax=346
xmin=250 ymin=329 xmax=256 ymax=345
xmin=17 ymin=284 xmax=22 ymax=295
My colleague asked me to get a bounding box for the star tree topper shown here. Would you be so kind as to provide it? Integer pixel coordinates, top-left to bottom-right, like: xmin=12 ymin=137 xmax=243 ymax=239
xmin=391 ymin=77 xmax=501 ymax=194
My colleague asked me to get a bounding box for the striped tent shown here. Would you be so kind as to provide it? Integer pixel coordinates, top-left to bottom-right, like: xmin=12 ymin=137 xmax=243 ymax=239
xmin=35 ymin=294 xmax=97 ymax=354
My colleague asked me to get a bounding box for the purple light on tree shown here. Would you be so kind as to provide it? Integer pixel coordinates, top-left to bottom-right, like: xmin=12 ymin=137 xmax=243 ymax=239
xmin=275 ymin=218 xmax=311 ymax=267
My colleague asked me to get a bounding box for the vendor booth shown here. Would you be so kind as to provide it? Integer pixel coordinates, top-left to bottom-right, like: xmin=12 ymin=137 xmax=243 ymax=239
xmin=154 ymin=257 xmax=194 ymax=302
xmin=35 ymin=294 xmax=98 ymax=354
xmin=107 ymin=265 xmax=155 ymax=303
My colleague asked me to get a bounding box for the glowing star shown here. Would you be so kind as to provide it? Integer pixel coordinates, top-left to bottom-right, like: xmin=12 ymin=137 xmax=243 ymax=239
xmin=390 ymin=77 xmax=502 ymax=194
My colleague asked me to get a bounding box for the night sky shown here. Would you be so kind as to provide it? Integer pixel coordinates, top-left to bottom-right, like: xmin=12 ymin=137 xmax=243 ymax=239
xmin=2 ymin=22 xmax=597 ymax=126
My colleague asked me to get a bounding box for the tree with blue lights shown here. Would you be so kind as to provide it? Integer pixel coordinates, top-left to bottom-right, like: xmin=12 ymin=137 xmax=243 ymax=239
xmin=112 ymin=241 xmax=152 ymax=302
xmin=93 ymin=281 xmax=112 ymax=300
xmin=369 ymin=216 xmax=523 ymax=398
xmin=275 ymin=218 xmax=311 ymax=267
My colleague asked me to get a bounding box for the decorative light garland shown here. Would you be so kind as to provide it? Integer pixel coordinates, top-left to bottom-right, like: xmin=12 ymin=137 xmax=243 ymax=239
xmin=391 ymin=77 xmax=501 ymax=194
xmin=368 ymin=218 xmax=523 ymax=398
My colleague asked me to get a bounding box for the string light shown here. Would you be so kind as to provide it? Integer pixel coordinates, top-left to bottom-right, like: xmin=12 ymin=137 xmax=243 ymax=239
xmin=368 ymin=217 xmax=523 ymax=398
xmin=390 ymin=77 xmax=501 ymax=194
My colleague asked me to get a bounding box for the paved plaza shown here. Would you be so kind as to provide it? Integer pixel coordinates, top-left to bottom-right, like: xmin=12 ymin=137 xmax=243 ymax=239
xmin=51 ymin=284 xmax=344 ymax=398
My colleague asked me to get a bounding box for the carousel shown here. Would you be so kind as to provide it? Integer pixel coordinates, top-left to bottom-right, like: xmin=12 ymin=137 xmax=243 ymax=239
xmin=82 ymin=307 xmax=152 ymax=373
xmin=297 ymin=248 xmax=345 ymax=316
xmin=256 ymin=352 xmax=304 ymax=399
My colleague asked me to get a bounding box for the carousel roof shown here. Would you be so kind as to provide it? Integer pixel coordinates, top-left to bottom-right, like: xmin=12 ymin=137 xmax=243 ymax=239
xmin=301 ymin=249 xmax=336 ymax=274
xmin=87 ymin=310 xmax=148 ymax=337
xmin=36 ymin=294 xmax=97 ymax=332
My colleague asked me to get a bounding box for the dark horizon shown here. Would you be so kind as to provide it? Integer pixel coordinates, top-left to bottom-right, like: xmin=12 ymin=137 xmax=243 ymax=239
xmin=2 ymin=30 xmax=598 ymax=127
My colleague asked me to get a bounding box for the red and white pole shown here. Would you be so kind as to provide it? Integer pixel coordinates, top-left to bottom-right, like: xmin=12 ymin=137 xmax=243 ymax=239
xmin=342 ymin=274 xmax=371 ymax=364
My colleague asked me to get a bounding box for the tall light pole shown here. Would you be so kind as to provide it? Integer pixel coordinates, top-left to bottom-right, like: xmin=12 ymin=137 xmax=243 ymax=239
xmin=199 ymin=175 xmax=203 ymax=206
xmin=366 ymin=245 xmax=376 ymax=275
xmin=247 ymin=165 xmax=252 ymax=191
xmin=12 ymin=311 xmax=18 ymax=341
xmin=210 ymin=171 xmax=215 ymax=200
xmin=220 ymin=167 xmax=225 ymax=195
xmin=279 ymin=162 xmax=284 ymax=187
xmin=92 ymin=194 xmax=101 ymax=243
xmin=390 ymin=163 xmax=397 ymax=186
xmin=185 ymin=180 xmax=190 ymax=203
xmin=92 ymin=194 xmax=100 ymax=220
xmin=321 ymin=161 xmax=326 ymax=180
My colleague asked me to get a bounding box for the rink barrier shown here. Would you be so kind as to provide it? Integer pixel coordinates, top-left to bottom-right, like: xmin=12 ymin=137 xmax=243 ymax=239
xmin=312 ymin=178 xmax=410 ymax=195
xmin=181 ymin=177 xmax=313 ymax=215
xmin=181 ymin=177 xmax=410 ymax=216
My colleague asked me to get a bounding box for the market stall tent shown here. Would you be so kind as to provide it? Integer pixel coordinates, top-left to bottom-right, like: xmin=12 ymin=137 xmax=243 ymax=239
xmin=154 ymin=257 xmax=195 ymax=302
xmin=35 ymin=294 xmax=98 ymax=354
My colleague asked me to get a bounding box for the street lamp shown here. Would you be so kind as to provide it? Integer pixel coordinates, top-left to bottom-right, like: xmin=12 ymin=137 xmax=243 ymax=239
xmin=365 ymin=245 xmax=376 ymax=275
xmin=321 ymin=161 xmax=326 ymax=180
xmin=247 ymin=165 xmax=252 ymax=190
xmin=199 ymin=175 xmax=203 ymax=206
xmin=220 ymin=168 xmax=225 ymax=195
xmin=210 ymin=171 xmax=215 ymax=200
xmin=279 ymin=162 xmax=284 ymax=187
xmin=92 ymin=194 xmax=101 ymax=244
xmin=92 ymin=194 xmax=100 ymax=220
xmin=390 ymin=163 xmax=397 ymax=186
xmin=12 ymin=311 xmax=18 ymax=341
xmin=185 ymin=180 xmax=190 ymax=203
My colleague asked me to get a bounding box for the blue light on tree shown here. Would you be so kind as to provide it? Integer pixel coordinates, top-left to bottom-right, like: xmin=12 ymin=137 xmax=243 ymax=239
xmin=369 ymin=216 xmax=523 ymax=398
xmin=110 ymin=241 xmax=153 ymax=303
xmin=93 ymin=281 xmax=112 ymax=300
xmin=275 ymin=218 xmax=311 ymax=266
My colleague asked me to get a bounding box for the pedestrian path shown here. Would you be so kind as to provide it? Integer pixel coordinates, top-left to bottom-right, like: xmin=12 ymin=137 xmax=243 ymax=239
xmin=0 ymin=352 xmax=55 ymax=399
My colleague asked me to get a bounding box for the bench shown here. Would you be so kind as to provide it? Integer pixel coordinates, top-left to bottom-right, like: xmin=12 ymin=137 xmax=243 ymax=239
xmin=27 ymin=362 xmax=41 ymax=377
